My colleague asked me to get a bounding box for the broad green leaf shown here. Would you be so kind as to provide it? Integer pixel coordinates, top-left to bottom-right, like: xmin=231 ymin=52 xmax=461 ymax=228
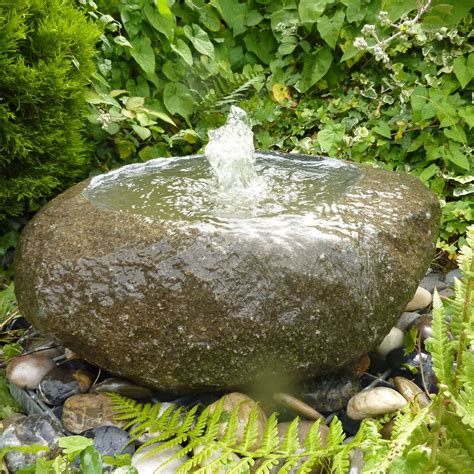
xmin=317 ymin=124 xmax=345 ymax=153
xmin=382 ymin=0 xmax=417 ymax=21
xmin=132 ymin=124 xmax=152 ymax=140
xmin=317 ymin=10 xmax=345 ymax=49
xmin=143 ymin=1 xmax=175 ymax=40
xmin=126 ymin=97 xmax=145 ymax=111
xmin=444 ymin=142 xmax=471 ymax=170
xmin=129 ymin=36 xmax=155 ymax=76
xmin=200 ymin=6 xmax=222 ymax=32
xmin=163 ymin=82 xmax=196 ymax=120
xmin=453 ymin=54 xmax=474 ymax=89
xmin=418 ymin=163 xmax=439 ymax=182
xmin=299 ymin=0 xmax=332 ymax=23
xmin=243 ymin=30 xmax=278 ymax=65
xmin=211 ymin=0 xmax=247 ymax=35
xmin=59 ymin=436 xmax=94 ymax=459
xmin=344 ymin=0 xmax=366 ymax=23
xmin=183 ymin=24 xmax=214 ymax=57
xmin=373 ymin=122 xmax=392 ymax=139
xmin=443 ymin=126 xmax=467 ymax=144
xmin=459 ymin=106 xmax=474 ymax=128
xmin=170 ymin=39 xmax=193 ymax=66
xmin=299 ymin=46 xmax=333 ymax=92
xmin=80 ymin=446 xmax=102 ymax=474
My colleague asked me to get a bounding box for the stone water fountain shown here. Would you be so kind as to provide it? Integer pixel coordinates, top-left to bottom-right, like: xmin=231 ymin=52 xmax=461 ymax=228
xmin=14 ymin=107 xmax=439 ymax=394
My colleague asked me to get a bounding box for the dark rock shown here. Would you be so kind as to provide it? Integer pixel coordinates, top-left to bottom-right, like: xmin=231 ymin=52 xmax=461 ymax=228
xmin=300 ymin=369 xmax=361 ymax=412
xmin=62 ymin=393 xmax=124 ymax=434
xmin=0 ymin=414 xmax=26 ymax=435
xmin=92 ymin=378 xmax=153 ymax=400
xmin=444 ymin=268 xmax=462 ymax=286
xmin=84 ymin=426 xmax=135 ymax=458
xmin=19 ymin=329 xmax=63 ymax=359
xmin=38 ymin=363 xmax=94 ymax=405
xmin=367 ymin=352 xmax=390 ymax=374
xmin=0 ymin=415 xmax=61 ymax=472
xmin=420 ymin=271 xmax=446 ymax=293
xmin=14 ymin=154 xmax=440 ymax=393
xmin=396 ymin=312 xmax=421 ymax=331
xmin=407 ymin=315 xmax=433 ymax=349
xmin=414 ymin=356 xmax=439 ymax=394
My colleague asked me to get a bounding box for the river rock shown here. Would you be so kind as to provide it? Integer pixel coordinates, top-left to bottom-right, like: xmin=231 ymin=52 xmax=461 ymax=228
xmin=207 ymin=393 xmax=267 ymax=451
xmin=132 ymin=443 xmax=188 ymax=473
xmin=0 ymin=414 xmax=26 ymax=435
xmin=347 ymin=387 xmax=407 ymax=420
xmin=375 ymin=327 xmax=404 ymax=357
xmin=62 ymin=393 xmax=124 ymax=434
xmin=6 ymin=354 xmax=56 ymax=389
xmin=92 ymin=378 xmax=152 ymax=400
xmin=420 ymin=271 xmax=446 ymax=293
xmin=444 ymin=268 xmax=462 ymax=286
xmin=273 ymin=392 xmax=325 ymax=421
xmin=38 ymin=364 xmax=94 ymax=405
xmin=193 ymin=444 xmax=240 ymax=473
xmin=405 ymin=287 xmax=432 ymax=311
xmin=14 ymin=154 xmax=439 ymax=393
xmin=0 ymin=415 xmax=61 ymax=472
xmin=395 ymin=312 xmax=421 ymax=331
xmin=300 ymin=369 xmax=361 ymax=412
xmin=84 ymin=426 xmax=135 ymax=458
xmin=393 ymin=377 xmax=431 ymax=407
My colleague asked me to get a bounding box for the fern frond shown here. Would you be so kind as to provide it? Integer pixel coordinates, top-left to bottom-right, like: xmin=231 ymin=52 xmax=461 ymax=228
xmin=303 ymin=419 xmax=323 ymax=452
xmin=253 ymin=413 xmax=279 ymax=456
xmin=443 ymin=412 xmax=474 ymax=458
xmin=451 ymin=350 xmax=474 ymax=428
xmin=236 ymin=404 xmax=260 ymax=452
xmin=279 ymin=417 xmax=300 ymax=455
xmin=254 ymin=457 xmax=280 ymax=473
xmin=325 ymin=416 xmax=345 ymax=449
xmin=331 ymin=446 xmax=351 ymax=474
xmin=437 ymin=443 xmax=474 ymax=473
xmin=430 ymin=290 xmax=456 ymax=393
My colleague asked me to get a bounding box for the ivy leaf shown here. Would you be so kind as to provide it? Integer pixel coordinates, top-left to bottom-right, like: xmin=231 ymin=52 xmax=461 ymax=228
xmin=163 ymin=82 xmax=195 ymax=120
xmin=132 ymin=124 xmax=152 ymax=140
xmin=444 ymin=126 xmax=467 ymax=144
xmin=299 ymin=0 xmax=332 ymax=23
xmin=129 ymin=36 xmax=155 ymax=76
xmin=211 ymin=0 xmax=247 ymax=36
xmin=59 ymin=436 xmax=94 ymax=460
xmin=170 ymin=39 xmax=193 ymax=66
xmin=183 ymin=24 xmax=214 ymax=57
xmin=317 ymin=10 xmax=345 ymax=49
xmin=299 ymin=46 xmax=333 ymax=92
xmin=444 ymin=142 xmax=471 ymax=171
xmin=143 ymin=1 xmax=175 ymax=41
xmin=80 ymin=446 xmax=103 ymax=474
xmin=373 ymin=122 xmax=392 ymax=139
xmin=453 ymin=54 xmax=474 ymax=89
xmin=458 ymin=106 xmax=474 ymax=128
xmin=317 ymin=124 xmax=345 ymax=154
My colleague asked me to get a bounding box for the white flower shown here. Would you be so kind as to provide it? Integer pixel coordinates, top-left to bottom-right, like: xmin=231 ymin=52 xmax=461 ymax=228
xmin=354 ymin=37 xmax=368 ymax=49
xmin=362 ymin=24 xmax=376 ymax=36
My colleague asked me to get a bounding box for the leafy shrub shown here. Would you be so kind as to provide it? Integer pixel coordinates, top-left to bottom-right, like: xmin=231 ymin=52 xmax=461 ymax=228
xmin=0 ymin=0 xmax=100 ymax=221
xmin=83 ymin=0 xmax=472 ymax=258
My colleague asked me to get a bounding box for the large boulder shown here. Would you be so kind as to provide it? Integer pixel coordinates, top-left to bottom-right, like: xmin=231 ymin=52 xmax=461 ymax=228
xmin=14 ymin=154 xmax=439 ymax=393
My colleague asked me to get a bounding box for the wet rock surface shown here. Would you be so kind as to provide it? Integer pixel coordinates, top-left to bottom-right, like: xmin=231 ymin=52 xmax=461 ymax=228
xmin=6 ymin=354 xmax=56 ymax=390
xmin=14 ymin=155 xmax=439 ymax=393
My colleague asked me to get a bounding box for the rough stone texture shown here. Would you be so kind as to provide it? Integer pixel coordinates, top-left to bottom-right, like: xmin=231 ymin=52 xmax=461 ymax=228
xmin=14 ymin=155 xmax=440 ymax=393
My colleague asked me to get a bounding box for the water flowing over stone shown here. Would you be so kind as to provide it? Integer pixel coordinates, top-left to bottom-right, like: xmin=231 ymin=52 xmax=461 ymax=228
xmin=14 ymin=150 xmax=439 ymax=393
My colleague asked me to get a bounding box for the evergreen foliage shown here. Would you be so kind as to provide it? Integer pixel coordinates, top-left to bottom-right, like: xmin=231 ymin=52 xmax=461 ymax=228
xmin=0 ymin=0 xmax=100 ymax=221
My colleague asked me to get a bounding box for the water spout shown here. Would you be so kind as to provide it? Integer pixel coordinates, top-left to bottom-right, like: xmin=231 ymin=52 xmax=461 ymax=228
xmin=204 ymin=106 xmax=258 ymax=192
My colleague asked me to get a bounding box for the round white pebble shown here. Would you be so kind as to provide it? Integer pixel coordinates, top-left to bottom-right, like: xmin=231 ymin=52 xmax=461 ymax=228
xmin=405 ymin=286 xmax=432 ymax=311
xmin=375 ymin=327 xmax=404 ymax=357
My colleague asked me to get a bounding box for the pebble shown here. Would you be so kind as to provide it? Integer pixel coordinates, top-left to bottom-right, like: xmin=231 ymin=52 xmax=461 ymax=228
xmin=193 ymin=444 xmax=240 ymax=473
xmin=349 ymin=448 xmax=365 ymax=473
xmin=405 ymin=287 xmax=432 ymax=311
xmin=301 ymin=369 xmax=361 ymax=412
xmin=92 ymin=378 xmax=153 ymax=400
xmin=375 ymin=327 xmax=404 ymax=357
xmin=6 ymin=354 xmax=57 ymax=390
xmin=396 ymin=312 xmax=421 ymax=331
xmin=438 ymin=287 xmax=455 ymax=301
xmin=273 ymin=392 xmax=325 ymax=421
xmin=38 ymin=364 xmax=93 ymax=405
xmin=19 ymin=330 xmax=63 ymax=359
xmin=444 ymin=268 xmax=462 ymax=286
xmin=352 ymin=354 xmax=371 ymax=377
xmin=0 ymin=414 xmax=26 ymax=435
xmin=393 ymin=377 xmax=431 ymax=407
xmin=346 ymin=387 xmax=407 ymax=420
xmin=386 ymin=348 xmax=430 ymax=374
xmin=131 ymin=443 xmax=188 ymax=473
xmin=84 ymin=426 xmax=135 ymax=459
xmin=414 ymin=356 xmax=438 ymax=394
xmin=407 ymin=315 xmax=434 ymax=348
xmin=420 ymin=271 xmax=446 ymax=293
xmin=207 ymin=392 xmax=268 ymax=451
xmin=0 ymin=415 xmax=61 ymax=472
xmin=62 ymin=393 xmax=124 ymax=434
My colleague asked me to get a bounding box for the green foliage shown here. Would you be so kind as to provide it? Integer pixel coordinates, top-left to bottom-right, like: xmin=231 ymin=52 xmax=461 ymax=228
xmin=0 ymin=0 xmax=101 ymax=221
xmin=82 ymin=0 xmax=473 ymax=256
xmin=0 ymin=371 xmax=23 ymax=419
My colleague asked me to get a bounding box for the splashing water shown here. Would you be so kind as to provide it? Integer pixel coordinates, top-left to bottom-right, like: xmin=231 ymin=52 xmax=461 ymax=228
xmin=204 ymin=106 xmax=259 ymax=192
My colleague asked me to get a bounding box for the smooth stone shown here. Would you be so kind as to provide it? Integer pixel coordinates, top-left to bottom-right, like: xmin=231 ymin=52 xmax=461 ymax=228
xmin=393 ymin=377 xmax=431 ymax=407
xmin=62 ymin=393 xmax=124 ymax=434
xmin=444 ymin=268 xmax=462 ymax=286
xmin=38 ymin=365 xmax=93 ymax=405
xmin=132 ymin=443 xmax=188 ymax=474
xmin=346 ymin=387 xmax=407 ymax=420
xmin=92 ymin=378 xmax=153 ymax=400
xmin=18 ymin=329 xmax=63 ymax=359
xmin=84 ymin=426 xmax=135 ymax=458
xmin=301 ymin=369 xmax=361 ymax=412
xmin=405 ymin=287 xmax=432 ymax=311
xmin=395 ymin=312 xmax=421 ymax=331
xmin=386 ymin=347 xmax=430 ymax=373
xmin=375 ymin=327 xmax=404 ymax=357
xmin=352 ymin=354 xmax=371 ymax=377
xmin=420 ymin=271 xmax=446 ymax=293
xmin=349 ymin=448 xmax=365 ymax=473
xmin=6 ymin=354 xmax=56 ymax=390
xmin=15 ymin=160 xmax=439 ymax=393
xmin=273 ymin=393 xmax=325 ymax=421
xmin=207 ymin=393 xmax=267 ymax=450
xmin=0 ymin=415 xmax=61 ymax=472
xmin=414 ymin=356 xmax=438 ymax=394
xmin=380 ymin=417 xmax=396 ymax=439
xmin=0 ymin=414 xmax=26 ymax=435
xmin=407 ymin=315 xmax=434 ymax=348
xmin=438 ymin=287 xmax=455 ymax=301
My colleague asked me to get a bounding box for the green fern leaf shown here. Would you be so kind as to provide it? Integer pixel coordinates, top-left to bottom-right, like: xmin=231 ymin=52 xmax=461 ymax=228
xmin=236 ymin=404 xmax=260 ymax=452
xmin=302 ymin=419 xmax=323 ymax=452
xmin=279 ymin=417 xmax=300 ymax=455
xmin=325 ymin=416 xmax=345 ymax=449
xmin=252 ymin=413 xmax=279 ymax=457
xmin=437 ymin=444 xmax=474 ymax=473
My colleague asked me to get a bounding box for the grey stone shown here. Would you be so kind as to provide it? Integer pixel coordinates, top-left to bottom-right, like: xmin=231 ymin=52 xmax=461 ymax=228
xmin=444 ymin=268 xmax=462 ymax=286
xmin=395 ymin=312 xmax=421 ymax=331
xmin=0 ymin=415 xmax=61 ymax=472
xmin=84 ymin=426 xmax=135 ymax=458
xmin=420 ymin=271 xmax=446 ymax=293
xmin=14 ymin=155 xmax=439 ymax=393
